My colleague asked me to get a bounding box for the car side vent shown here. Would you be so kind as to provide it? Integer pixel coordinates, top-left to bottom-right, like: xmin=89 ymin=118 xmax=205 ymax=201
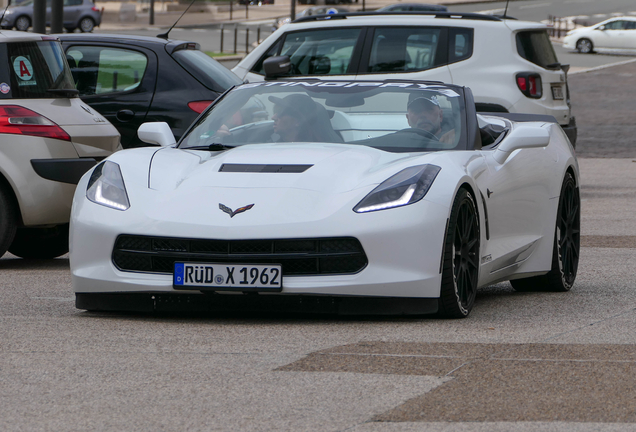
xmin=219 ymin=164 xmax=313 ymax=173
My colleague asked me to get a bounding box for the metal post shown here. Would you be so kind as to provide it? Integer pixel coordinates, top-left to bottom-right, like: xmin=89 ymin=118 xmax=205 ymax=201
xmin=220 ymin=25 xmax=224 ymax=53
xmin=50 ymin=0 xmax=63 ymax=33
xmin=245 ymin=0 xmax=248 ymax=19
xmin=150 ymin=0 xmax=155 ymax=25
xmin=229 ymin=0 xmax=233 ymax=20
xmin=245 ymin=27 xmax=249 ymax=53
xmin=291 ymin=0 xmax=295 ymax=21
xmin=233 ymin=24 xmax=238 ymax=54
xmin=33 ymin=0 xmax=46 ymax=34
xmin=257 ymin=26 xmax=261 ymax=44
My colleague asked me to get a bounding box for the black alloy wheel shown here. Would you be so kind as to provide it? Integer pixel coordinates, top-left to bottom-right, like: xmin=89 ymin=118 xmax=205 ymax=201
xmin=554 ymin=172 xmax=580 ymax=289
xmin=511 ymin=172 xmax=580 ymax=292
xmin=438 ymin=188 xmax=480 ymax=318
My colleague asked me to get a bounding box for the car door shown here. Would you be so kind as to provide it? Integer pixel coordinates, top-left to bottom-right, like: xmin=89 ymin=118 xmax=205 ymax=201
xmin=63 ymin=43 xmax=157 ymax=148
xmin=62 ymin=0 xmax=83 ymax=28
xmin=244 ymin=27 xmax=365 ymax=82
xmin=625 ymin=20 xmax=636 ymax=50
xmin=474 ymin=127 xmax=556 ymax=284
xmin=357 ymin=26 xmax=453 ymax=83
xmin=593 ymin=20 xmax=626 ymax=49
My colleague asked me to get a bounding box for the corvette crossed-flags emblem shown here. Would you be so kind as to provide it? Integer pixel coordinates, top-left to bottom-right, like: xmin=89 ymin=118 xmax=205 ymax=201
xmin=219 ymin=203 xmax=254 ymax=218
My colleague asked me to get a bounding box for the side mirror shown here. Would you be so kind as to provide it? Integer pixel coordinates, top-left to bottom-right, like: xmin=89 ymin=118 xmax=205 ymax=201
xmin=263 ymin=55 xmax=292 ymax=80
xmin=597 ymin=25 xmax=605 ymax=30
xmin=493 ymin=125 xmax=550 ymax=164
xmin=138 ymin=122 xmax=176 ymax=147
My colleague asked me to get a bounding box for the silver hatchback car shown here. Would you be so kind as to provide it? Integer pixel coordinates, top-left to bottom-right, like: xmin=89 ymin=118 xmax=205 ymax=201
xmin=0 ymin=31 xmax=120 ymax=259
xmin=1 ymin=0 xmax=102 ymax=33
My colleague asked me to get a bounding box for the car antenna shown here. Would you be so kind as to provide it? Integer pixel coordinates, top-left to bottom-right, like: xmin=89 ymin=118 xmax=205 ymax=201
xmin=0 ymin=2 xmax=11 ymax=28
xmin=502 ymin=0 xmax=510 ymax=19
xmin=157 ymin=0 xmax=196 ymax=40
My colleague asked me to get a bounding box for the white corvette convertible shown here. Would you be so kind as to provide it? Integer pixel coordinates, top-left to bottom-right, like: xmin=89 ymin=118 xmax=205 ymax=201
xmin=70 ymin=80 xmax=580 ymax=318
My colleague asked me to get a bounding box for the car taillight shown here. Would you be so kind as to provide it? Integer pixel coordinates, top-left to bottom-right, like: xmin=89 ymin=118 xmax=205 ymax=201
xmin=188 ymin=101 xmax=214 ymax=114
xmin=516 ymin=73 xmax=542 ymax=99
xmin=91 ymin=6 xmax=100 ymax=11
xmin=0 ymin=106 xmax=70 ymax=141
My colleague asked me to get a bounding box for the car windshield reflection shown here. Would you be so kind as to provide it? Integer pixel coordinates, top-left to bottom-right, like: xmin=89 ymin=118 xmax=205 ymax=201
xmin=179 ymin=81 xmax=467 ymax=153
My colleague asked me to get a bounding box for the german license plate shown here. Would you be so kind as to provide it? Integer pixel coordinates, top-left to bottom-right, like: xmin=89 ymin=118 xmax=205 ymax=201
xmin=173 ymin=262 xmax=282 ymax=291
xmin=551 ymin=85 xmax=564 ymax=100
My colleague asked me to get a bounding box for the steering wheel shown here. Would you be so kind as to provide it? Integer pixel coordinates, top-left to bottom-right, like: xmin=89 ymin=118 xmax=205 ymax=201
xmin=400 ymin=128 xmax=439 ymax=141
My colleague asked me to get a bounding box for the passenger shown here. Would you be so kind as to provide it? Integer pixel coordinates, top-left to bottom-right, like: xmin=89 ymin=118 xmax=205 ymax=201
xmin=406 ymin=94 xmax=455 ymax=145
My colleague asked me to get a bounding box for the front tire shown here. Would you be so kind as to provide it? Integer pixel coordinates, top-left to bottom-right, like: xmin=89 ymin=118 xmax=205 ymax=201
xmin=576 ymin=38 xmax=594 ymax=54
xmin=15 ymin=15 xmax=31 ymax=31
xmin=8 ymin=224 xmax=69 ymax=259
xmin=438 ymin=188 xmax=480 ymax=318
xmin=79 ymin=17 xmax=95 ymax=32
xmin=0 ymin=183 xmax=17 ymax=257
xmin=511 ymin=172 xmax=580 ymax=292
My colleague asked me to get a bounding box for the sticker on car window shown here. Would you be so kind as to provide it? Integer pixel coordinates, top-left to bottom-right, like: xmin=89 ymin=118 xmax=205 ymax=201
xmin=12 ymin=56 xmax=37 ymax=86
xmin=0 ymin=83 xmax=10 ymax=94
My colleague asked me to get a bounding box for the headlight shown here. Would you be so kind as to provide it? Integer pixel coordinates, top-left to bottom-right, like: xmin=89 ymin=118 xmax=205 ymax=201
xmin=354 ymin=164 xmax=441 ymax=213
xmin=86 ymin=161 xmax=130 ymax=211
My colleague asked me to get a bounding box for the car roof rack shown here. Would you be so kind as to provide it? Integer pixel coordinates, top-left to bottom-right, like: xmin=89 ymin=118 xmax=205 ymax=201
xmin=292 ymin=11 xmax=502 ymax=24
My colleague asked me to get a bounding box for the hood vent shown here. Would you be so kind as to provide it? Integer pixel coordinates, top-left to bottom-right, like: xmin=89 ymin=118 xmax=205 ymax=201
xmin=219 ymin=164 xmax=313 ymax=173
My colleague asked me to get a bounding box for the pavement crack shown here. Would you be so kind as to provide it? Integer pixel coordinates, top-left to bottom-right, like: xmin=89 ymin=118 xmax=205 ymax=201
xmin=539 ymin=307 xmax=636 ymax=343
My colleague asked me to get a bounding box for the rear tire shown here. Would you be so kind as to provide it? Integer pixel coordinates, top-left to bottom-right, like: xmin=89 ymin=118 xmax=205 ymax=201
xmin=511 ymin=172 xmax=580 ymax=292
xmin=0 ymin=183 xmax=18 ymax=257
xmin=8 ymin=224 xmax=69 ymax=259
xmin=79 ymin=17 xmax=95 ymax=32
xmin=576 ymin=38 xmax=593 ymax=54
xmin=15 ymin=16 xmax=30 ymax=31
xmin=438 ymin=188 xmax=480 ymax=318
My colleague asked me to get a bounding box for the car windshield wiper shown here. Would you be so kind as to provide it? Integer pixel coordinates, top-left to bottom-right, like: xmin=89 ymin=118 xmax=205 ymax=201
xmin=182 ymin=143 xmax=235 ymax=151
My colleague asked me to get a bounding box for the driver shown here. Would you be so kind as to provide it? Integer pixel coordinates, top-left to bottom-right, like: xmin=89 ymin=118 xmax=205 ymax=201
xmin=268 ymin=94 xmax=341 ymax=143
xmin=406 ymin=94 xmax=455 ymax=145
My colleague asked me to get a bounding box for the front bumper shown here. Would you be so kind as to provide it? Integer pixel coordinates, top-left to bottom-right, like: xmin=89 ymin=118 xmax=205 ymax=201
xmin=70 ymin=176 xmax=452 ymax=308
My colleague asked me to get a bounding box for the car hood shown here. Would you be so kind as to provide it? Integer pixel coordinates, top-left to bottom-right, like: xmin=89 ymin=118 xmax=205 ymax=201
xmin=149 ymin=143 xmax=428 ymax=194
xmin=139 ymin=143 xmax=439 ymax=227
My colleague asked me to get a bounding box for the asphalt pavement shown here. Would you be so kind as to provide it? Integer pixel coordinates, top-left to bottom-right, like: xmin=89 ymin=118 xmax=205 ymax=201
xmin=2 ymin=59 xmax=636 ymax=430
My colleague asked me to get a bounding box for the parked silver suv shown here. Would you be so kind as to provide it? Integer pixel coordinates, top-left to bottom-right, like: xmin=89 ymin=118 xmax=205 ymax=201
xmin=0 ymin=31 xmax=120 ymax=259
xmin=233 ymin=12 xmax=577 ymax=145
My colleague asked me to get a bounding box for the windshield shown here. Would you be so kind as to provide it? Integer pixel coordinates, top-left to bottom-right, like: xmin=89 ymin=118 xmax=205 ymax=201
xmin=7 ymin=41 xmax=76 ymax=99
xmin=179 ymin=81 xmax=466 ymax=153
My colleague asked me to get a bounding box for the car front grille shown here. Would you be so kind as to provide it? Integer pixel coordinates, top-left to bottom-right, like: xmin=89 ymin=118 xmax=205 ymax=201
xmin=112 ymin=235 xmax=368 ymax=276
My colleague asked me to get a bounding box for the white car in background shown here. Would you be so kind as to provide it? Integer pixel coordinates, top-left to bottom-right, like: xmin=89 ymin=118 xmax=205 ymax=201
xmin=0 ymin=32 xmax=120 ymax=259
xmin=232 ymin=11 xmax=578 ymax=146
xmin=70 ymin=80 xmax=580 ymax=318
xmin=563 ymin=16 xmax=636 ymax=54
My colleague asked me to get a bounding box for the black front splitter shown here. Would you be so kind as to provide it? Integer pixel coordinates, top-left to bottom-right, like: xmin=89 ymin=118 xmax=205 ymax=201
xmin=76 ymin=292 xmax=439 ymax=316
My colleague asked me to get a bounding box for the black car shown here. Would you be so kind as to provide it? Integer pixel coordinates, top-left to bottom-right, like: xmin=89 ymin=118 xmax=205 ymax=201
xmin=58 ymin=34 xmax=243 ymax=148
